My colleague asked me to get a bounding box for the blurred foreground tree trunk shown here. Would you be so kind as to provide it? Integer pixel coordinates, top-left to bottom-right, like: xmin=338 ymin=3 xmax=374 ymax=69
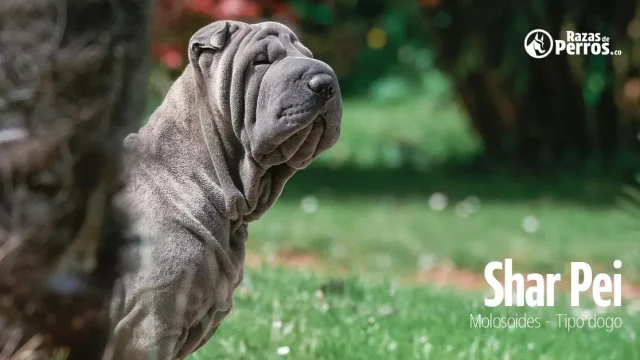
xmin=0 ymin=0 xmax=151 ymax=358
xmin=424 ymin=0 xmax=640 ymax=170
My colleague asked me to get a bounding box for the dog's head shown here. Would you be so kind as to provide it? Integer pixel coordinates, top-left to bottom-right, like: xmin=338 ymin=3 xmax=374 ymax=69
xmin=188 ymin=21 xmax=342 ymax=170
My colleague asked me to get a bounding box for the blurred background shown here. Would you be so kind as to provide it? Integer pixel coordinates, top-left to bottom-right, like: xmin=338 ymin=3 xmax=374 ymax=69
xmin=144 ymin=1 xmax=640 ymax=358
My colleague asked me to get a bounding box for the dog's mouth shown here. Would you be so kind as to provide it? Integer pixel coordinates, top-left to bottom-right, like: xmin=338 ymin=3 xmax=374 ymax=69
xmin=285 ymin=115 xmax=326 ymax=169
xmin=279 ymin=104 xmax=315 ymax=120
xmin=255 ymin=114 xmax=326 ymax=169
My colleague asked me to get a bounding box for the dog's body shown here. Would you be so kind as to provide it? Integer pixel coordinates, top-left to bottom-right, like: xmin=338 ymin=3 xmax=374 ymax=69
xmin=109 ymin=21 xmax=342 ymax=359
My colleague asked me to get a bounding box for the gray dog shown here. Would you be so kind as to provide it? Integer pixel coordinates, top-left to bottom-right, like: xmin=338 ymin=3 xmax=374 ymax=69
xmin=108 ymin=21 xmax=342 ymax=359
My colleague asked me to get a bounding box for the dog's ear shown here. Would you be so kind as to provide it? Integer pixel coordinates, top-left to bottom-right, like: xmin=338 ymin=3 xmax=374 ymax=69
xmin=189 ymin=21 xmax=231 ymax=63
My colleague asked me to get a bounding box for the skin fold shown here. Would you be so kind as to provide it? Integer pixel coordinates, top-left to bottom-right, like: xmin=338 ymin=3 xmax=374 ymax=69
xmin=107 ymin=20 xmax=342 ymax=359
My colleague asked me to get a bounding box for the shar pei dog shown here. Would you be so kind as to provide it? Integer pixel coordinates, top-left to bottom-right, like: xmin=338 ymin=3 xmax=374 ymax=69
xmin=108 ymin=20 xmax=342 ymax=359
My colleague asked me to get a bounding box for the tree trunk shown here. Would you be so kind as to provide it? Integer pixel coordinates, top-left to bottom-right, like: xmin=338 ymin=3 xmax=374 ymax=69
xmin=0 ymin=0 xmax=151 ymax=358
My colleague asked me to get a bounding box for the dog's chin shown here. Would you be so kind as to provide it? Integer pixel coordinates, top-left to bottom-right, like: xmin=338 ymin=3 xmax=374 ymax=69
xmin=284 ymin=116 xmax=325 ymax=169
xmin=254 ymin=115 xmax=325 ymax=170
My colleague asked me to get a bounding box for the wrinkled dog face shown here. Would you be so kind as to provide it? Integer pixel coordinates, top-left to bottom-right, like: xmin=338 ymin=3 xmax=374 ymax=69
xmin=189 ymin=21 xmax=342 ymax=170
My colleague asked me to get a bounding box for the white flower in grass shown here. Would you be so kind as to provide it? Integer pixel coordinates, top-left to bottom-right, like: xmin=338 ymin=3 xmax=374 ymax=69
xmin=627 ymin=300 xmax=640 ymax=315
xmin=277 ymin=346 xmax=290 ymax=356
xmin=418 ymin=253 xmax=438 ymax=271
xmin=423 ymin=343 xmax=432 ymax=356
xmin=456 ymin=196 xmax=481 ymax=217
xmin=283 ymin=322 xmax=295 ymax=336
xmin=272 ymin=320 xmax=282 ymax=329
xmin=486 ymin=335 xmax=499 ymax=351
xmin=300 ymin=195 xmax=319 ymax=214
xmin=320 ymin=302 xmax=329 ymax=312
xmin=521 ymin=216 xmax=539 ymax=234
xmin=627 ymin=329 xmax=637 ymax=341
xmin=465 ymin=196 xmax=480 ymax=210
xmin=387 ymin=341 xmax=398 ymax=351
xmin=428 ymin=192 xmax=448 ymax=212
xmin=377 ymin=304 xmax=395 ymax=317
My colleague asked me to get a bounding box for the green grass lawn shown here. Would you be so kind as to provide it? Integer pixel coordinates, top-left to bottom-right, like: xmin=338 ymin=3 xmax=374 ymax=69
xmin=192 ymin=267 xmax=640 ymax=360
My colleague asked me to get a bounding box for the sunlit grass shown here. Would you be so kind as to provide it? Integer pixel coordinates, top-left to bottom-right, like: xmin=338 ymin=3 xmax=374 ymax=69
xmin=192 ymin=267 xmax=640 ymax=360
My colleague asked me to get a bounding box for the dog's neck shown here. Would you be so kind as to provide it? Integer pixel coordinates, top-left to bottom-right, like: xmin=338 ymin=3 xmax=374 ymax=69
xmin=133 ymin=66 xmax=295 ymax=224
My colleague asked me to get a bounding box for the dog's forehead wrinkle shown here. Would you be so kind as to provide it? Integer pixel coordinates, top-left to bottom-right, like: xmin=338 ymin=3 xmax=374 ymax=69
xmin=283 ymin=43 xmax=307 ymax=59
xmin=232 ymin=26 xmax=254 ymax=50
xmin=248 ymin=24 xmax=297 ymax=45
xmin=251 ymin=26 xmax=282 ymax=42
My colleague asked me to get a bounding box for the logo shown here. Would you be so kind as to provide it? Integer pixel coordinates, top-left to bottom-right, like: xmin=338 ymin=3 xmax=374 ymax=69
xmin=525 ymin=29 xmax=623 ymax=58
xmin=524 ymin=29 xmax=554 ymax=58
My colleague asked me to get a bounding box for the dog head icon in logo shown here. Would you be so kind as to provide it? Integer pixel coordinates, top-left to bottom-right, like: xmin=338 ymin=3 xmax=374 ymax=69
xmin=524 ymin=30 xmax=553 ymax=58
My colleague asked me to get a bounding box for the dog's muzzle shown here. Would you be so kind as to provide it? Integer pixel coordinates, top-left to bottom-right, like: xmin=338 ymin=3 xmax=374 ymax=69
xmin=251 ymin=57 xmax=342 ymax=169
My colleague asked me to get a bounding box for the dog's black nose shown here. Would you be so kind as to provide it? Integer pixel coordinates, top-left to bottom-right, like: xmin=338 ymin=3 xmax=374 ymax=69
xmin=308 ymin=73 xmax=335 ymax=101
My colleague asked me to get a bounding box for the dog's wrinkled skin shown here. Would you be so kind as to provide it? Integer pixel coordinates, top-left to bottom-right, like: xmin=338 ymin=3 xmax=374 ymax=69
xmin=108 ymin=21 xmax=342 ymax=359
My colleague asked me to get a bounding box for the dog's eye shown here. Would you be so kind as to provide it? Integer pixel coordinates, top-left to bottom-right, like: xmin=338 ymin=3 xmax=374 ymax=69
xmin=254 ymin=54 xmax=271 ymax=66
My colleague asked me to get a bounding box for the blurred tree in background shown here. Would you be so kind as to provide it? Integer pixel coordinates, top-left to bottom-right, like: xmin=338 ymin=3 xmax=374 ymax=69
xmin=422 ymin=0 xmax=640 ymax=170
xmin=150 ymin=0 xmax=640 ymax=170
